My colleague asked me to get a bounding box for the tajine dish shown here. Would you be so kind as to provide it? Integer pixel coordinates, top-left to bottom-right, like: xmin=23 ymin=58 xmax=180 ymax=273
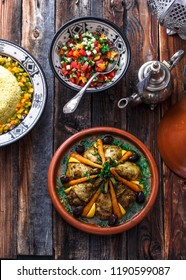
xmin=48 ymin=127 xmax=159 ymax=235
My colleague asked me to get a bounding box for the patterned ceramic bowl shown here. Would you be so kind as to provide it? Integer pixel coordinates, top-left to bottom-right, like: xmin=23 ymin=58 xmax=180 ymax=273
xmin=0 ymin=39 xmax=47 ymax=147
xmin=49 ymin=17 xmax=130 ymax=92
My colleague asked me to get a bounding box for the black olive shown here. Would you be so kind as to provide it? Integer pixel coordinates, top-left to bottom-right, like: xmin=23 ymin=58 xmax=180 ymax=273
xmin=103 ymin=135 xmax=113 ymax=144
xmin=136 ymin=191 xmax=145 ymax=203
xmin=128 ymin=153 xmax=139 ymax=162
xmin=60 ymin=175 xmax=70 ymax=184
xmin=75 ymin=144 xmax=85 ymax=154
xmin=73 ymin=206 xmax=84 ymax=218
xmin=108 ymin=214 xmax=118 ymax=226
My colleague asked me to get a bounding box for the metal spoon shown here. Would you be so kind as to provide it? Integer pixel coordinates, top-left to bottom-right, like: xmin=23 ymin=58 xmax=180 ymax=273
xmin=63 ymin=47 xmax=119 ymax=114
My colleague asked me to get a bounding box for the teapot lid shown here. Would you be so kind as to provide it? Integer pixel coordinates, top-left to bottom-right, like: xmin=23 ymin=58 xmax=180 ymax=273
xmin=138 ymin=60 xmax=171 ymax=92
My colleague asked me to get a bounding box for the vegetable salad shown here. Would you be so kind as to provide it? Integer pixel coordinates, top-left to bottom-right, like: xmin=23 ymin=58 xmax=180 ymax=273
xmin=59 ymin=31 xmax=118 ymax=87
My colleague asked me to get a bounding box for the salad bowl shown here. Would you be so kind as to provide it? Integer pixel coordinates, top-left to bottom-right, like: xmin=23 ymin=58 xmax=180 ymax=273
xmin=49 ymin=17 xmax=130 ymax=93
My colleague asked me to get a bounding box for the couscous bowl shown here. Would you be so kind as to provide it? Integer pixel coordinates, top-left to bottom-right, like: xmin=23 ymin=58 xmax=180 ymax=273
xmin=0 ymin=56 xmax=33 ymax=134
xmin=0 ymin=39 xmax=47 ymax=147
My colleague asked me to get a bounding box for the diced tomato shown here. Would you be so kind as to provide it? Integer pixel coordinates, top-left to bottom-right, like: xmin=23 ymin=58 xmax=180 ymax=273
xmin=61 ymin=68 xmax=68 ymax=76
xmin=66 ymin=50 xmax=73 ymax=57
xmin=79 ymin=81 xmax=85 ymax=87
xmin=97 ymin=82 xmax=103 ymax=87
xmin=96 ymin=67 xmax=104 ymax=72
xmin=81 ymin=65 xmax=88 ymax=73
xmin=67 ymin=39 xmax=74 ymax=46
xmin=79 ymin=49 xmax=86 ymax=56
xmin=59 ymin=31 xmax=117 ymax=87
xmin=69 ymin=77 xmax=75 ymax=84
xmin=107 ymin=71 xmax=115 ymax=79
xmin=88 ymin=55 xmax=93 ymax=61
xmin=85 ymin=73 xmax=91 ymax=79
xmin=70 ymin=61 xmax=78 ymax=68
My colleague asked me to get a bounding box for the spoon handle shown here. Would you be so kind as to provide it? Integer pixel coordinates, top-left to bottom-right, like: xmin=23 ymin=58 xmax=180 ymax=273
xmin=63 ymin=73 xmax=98 ymax=114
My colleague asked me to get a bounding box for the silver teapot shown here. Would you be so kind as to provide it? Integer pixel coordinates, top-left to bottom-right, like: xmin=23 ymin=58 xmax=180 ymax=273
xmin=118 ymin=50 xmax=184 ymax=110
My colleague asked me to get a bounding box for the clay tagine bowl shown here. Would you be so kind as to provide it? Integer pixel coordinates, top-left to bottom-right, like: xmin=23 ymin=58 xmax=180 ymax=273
xmin=157 ymin=97 xmax=186 ymax=178
xmin=48 ymin=127 xmax=159 ymax=235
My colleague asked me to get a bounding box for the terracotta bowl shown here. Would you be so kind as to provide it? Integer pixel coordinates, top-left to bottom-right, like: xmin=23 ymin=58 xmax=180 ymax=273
xmin=157 ymin=97 xmax=186 ymax=178
xmin=48 ymin=127 xmax=159 ymax=235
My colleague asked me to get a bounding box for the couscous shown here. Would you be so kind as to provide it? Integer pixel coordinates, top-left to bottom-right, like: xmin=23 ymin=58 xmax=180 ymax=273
xmin=0 ymin=56 xmax=33 ymax=134
xmin=0 ymin=65 xmax=21 ymax=124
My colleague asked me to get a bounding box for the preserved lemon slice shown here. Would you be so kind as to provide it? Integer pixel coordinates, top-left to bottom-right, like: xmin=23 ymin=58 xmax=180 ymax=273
xmin=121 ymin=149 xmax=127 ymax=155
xmin=118 ymin=203 xmax=126 ymax=215
xmin=86 ymin=203 xmax=96 ymax=218
xmin=64 ymin=186 xmax=73 ymax=194
xmin=68 ymin=157 xmax=80 ymax=163
xmin=132 ymin=180 xmax=144 ymax=189
xmin=93 ymin=142 xmax=97 ymax=148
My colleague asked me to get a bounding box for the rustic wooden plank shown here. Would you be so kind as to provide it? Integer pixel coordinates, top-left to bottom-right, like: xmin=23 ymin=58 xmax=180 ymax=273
xmin=123 ymin=0 xmax=164 ymax=259
xmin=89 ymin=0 xmax=127 ymax=260
xmin=159 ymin=26 xmax=186 ymax=259
xmin=0 ymin=144 xmax=18 ymax=259
xmin=17 ymin=0 xmax=54 ymax=256
xmin=0 ymin=0 xmax=22 ymax=259
xmin=53 ymin=0 xmax=92 ymax=259
xmin=0 ymin=0 xmax=22 ymax=43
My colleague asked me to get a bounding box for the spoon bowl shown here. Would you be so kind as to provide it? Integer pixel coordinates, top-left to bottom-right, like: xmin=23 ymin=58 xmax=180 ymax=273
xmin=63 ymin=47 xmax=119 ymax=114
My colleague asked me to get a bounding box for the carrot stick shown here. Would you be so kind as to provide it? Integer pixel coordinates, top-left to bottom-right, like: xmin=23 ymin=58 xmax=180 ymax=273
xmin=70 ymin=153 xmax=103 ymax=169
xmin=109 ymin=180 xmax=122 ymax=219
xmin=64 ymin=175 xmax=98 ymax=188
xmin=81 ymin=188 xmax=101 ymax=217
xmin=110 ymin=168 xmax=142 ymax=192
xmin=97 ymin=138 xmax=105 ymax=164
xmin=116 ymin=151 xmax=133 ymax=165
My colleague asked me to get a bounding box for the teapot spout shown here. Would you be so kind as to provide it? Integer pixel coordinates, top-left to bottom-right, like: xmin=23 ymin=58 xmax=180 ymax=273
xmin=118 ymin=93 xmax=142 ymax=109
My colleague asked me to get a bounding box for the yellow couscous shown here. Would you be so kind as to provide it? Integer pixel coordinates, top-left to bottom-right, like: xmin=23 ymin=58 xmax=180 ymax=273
xmin=0 ymin=65 xmax=21 ymax=124
xmin=0 ymin=56 xmax=34 ymax=134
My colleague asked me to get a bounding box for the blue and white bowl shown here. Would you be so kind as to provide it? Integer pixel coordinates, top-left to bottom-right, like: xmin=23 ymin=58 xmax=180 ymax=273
xmin=49 ymin=16 xmax=131 ymax=93
xmin=0 ymin=39 xmax=47 ymax=147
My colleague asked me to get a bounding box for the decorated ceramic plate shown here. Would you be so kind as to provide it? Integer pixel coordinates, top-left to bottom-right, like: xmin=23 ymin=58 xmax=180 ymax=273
xmin=49 ymin=16 xmax=130 ymax=93
xmin=48 ymin=127 xmax=159 ymax=235
xmin=0 ymin=39 xmax=47 ymax=147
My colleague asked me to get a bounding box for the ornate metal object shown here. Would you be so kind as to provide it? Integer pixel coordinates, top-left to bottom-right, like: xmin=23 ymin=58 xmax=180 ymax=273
xmin=148 ymin=0 xmax=186 ymax=39
xmin=118 ymin=50 xmax=184 ymax=110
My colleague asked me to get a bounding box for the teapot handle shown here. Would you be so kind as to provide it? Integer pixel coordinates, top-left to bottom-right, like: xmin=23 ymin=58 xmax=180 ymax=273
xmin=163 ymin=50 xmax=184 ymax=70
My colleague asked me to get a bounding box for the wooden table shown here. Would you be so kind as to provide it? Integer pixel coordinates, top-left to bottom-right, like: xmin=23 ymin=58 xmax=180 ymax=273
xmin=0 ymin=0 xmax=186 ymax=260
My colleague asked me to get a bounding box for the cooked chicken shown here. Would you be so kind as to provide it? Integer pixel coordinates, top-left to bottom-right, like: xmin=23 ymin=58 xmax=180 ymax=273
xmin=66 ymin=162 xmax=98 ymax=180
xmin=116 ymin=183 xmax=136 ymax=209
xmin=67 ymin=190 xmax=84 ymax=206
xmin=83 ymin=146 xmax=101 ymax=164
xmin=104 ymin=145 xmax=122 ymax=161
xmin=115 ymin=161 xmax=141 ymax=180
xmin=67 ymin=182 xmax=96 ymax=206
xmin=95 ymin=193 xmax=112 ymax=220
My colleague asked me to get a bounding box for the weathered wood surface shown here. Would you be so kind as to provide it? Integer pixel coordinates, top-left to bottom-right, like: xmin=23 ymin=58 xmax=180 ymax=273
xmin=0 ymin=0 xmax=186 ymax=259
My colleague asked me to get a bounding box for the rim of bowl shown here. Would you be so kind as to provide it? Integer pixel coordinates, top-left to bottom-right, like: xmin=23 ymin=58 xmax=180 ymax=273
xmin=0 ymin=39 xmax=48 ymax=147
xmin=48 ymin=127 xmax=159 ymax=235
xmin=49 ymin=16 xmax=131 ymax=93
